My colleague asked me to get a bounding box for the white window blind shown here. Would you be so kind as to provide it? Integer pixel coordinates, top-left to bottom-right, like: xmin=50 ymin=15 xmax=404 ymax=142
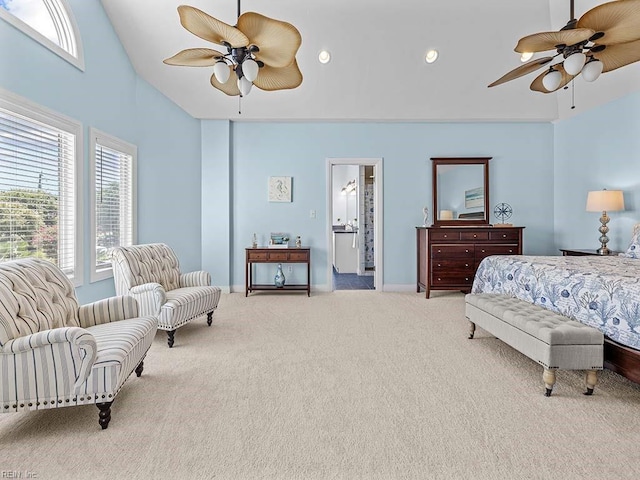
xmin=0 ymin=101 xmax=78 ymax=279
xmin=90 ymin=129 xmax=136 ymax=281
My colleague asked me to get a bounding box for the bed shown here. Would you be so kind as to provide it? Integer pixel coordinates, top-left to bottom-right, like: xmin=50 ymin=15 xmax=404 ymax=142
xmin=471 ymin=224 xmax=640 ymax=383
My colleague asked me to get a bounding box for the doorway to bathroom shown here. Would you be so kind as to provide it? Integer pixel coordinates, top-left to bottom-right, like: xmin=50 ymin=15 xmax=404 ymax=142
xmin=326 ymin=158 xmax=383 ymax=291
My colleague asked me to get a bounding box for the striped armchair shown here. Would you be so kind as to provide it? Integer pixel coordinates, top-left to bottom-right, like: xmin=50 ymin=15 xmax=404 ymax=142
xmin=0 ymin=258 xmax=157 ymax=429
xmin=111 ymin=243 xmax=221 ymax=348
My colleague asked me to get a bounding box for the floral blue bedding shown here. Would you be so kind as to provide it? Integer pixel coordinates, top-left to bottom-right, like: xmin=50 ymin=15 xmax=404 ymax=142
xmin=472 ymin=255 xmax=640 ymax=349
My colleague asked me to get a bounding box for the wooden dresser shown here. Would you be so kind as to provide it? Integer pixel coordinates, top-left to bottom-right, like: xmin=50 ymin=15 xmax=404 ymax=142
xmin=416 ymin=226 xmax=524 ymax=298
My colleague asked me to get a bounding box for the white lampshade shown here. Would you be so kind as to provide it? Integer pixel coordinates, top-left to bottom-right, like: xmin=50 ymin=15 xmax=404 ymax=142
xmin=564 ymin=52 xmax=586 ymax=75
xmin=582 ymin=59 xmax=604 ymax=82
xmin=237 ymin=77 xmax=253 ymax=96
xmin=586 ymin=190 xmax=625 ymax=212
xmin=542 ymin=69 xmax=562 ymax=91
xmin=242 ymin=59 xmax=259 ymax=82
xmin=440 ymin=210 xmax=454 ymax=220
xmin=213 ymin=61 xmax=230 ymax=84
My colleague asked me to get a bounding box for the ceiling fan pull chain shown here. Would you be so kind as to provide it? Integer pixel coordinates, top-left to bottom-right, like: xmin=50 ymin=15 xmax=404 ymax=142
xmin=571 ymin=81 xmax=576 ymax=110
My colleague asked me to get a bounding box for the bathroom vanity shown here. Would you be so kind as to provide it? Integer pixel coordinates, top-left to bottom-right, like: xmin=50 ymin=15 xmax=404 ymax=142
xmin=333 ymin=230 xmax=358 ymax=273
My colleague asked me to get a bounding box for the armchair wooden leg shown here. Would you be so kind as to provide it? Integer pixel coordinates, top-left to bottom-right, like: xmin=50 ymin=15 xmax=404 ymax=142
xmin=97 ymin=401 xmax=113 ymax=430
xmin=207 ymin=312 xmax=213 ymax=326
xmin=135 ymin=360 xmax=144 ymax=377
xmin=167 ymin=330 xmax=176 ymax=348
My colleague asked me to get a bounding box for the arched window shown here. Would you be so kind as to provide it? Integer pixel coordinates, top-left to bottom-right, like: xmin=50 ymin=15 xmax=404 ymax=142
xmin=0 ymin=0 xmax=84 ymax=70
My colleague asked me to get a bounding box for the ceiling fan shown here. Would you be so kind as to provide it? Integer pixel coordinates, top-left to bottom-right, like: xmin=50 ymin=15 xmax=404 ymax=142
xmin=488 ymin=0 xmax=640 ymax=93
xmin=163 ymin=1 xmax=302 ymax=98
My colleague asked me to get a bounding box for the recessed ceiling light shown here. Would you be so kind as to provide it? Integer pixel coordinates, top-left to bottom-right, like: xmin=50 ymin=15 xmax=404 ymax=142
xmin=425 ymin=49 xmax=438 ymax=64
xmin=318 ymin=50 xmax=331 ymax=64
xmin=520 ymin=52 xmax=534 ymax=62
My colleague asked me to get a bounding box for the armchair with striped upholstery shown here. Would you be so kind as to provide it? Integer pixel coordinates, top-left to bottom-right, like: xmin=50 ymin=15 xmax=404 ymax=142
xmin=111 ymin=243 xmax=221 ymax=348
xmin=0 ymin=258 xmax=157 ymax=429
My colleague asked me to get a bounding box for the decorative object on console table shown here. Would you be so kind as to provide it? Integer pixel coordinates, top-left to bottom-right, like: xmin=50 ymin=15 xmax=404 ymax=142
xmin=416 ymin=226 xmax=525 ymax=299
xmin=295 ymin=235 xmax=302 ymax=248
xmin=586 ymin=189 xmax=624 ymax=255
xmin=422 ymin=206 xmax=429 ymax=226
xmin=274 ymin=263 xmax=286 ymax=287
xmin=269 ymin=232 xmax=290 ymax=248
xmin=252 ymin=233 xmax=258 ymax=248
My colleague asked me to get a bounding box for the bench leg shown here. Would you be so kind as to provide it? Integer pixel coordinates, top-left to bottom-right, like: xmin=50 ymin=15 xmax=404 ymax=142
xmin=584 ymin=370 xmax=598 ymax=396
xmin=543 ymin=369 xmax=556 ymax=397
xmin=468 ymin=321 xmax=476 ymax=339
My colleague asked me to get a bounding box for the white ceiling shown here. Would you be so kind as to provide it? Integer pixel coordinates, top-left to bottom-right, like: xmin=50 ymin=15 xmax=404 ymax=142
xmin=100 ymin=0 xmax=640 ymax=122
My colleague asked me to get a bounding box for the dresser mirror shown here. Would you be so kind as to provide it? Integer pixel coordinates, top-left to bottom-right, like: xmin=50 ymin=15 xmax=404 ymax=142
xmin=431 ymin=157 xmax=491 ymax=226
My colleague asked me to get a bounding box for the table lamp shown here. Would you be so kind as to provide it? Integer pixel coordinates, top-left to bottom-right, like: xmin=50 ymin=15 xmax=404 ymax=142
xmin=586 ymin=189 xmax=624 ymax=255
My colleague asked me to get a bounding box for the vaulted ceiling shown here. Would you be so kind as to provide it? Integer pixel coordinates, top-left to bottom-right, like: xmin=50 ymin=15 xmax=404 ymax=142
xmin=101 ymin=0 xmax=640 ymax=122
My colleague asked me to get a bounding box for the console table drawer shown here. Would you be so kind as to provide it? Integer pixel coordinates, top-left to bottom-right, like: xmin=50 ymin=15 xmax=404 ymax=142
xmin=431 ymin=245 xmax=474 ymax=259
xmin=247 ymin=251 xmax=268 ymax=261
xmin=267 ymin=252 xmax=289 ymax=261
xmin=289 ymin=251 xmax=309 ymax=262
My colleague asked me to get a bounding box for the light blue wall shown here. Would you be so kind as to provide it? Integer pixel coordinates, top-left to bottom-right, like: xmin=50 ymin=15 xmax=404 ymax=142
xmin=0 ymin=0 xmax=203 ymax=303
xmin=554 ymin=90 xmax=640 ymax=253
xmin=226 ymin=122 xmax=555 ymax=290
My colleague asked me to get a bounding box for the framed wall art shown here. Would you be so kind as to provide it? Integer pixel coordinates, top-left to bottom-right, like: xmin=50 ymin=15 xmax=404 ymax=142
xmin=268 ymin=176 xmax=292 ymax=202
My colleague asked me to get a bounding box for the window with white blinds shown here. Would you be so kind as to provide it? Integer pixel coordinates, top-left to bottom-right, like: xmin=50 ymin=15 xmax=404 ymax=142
xmin=90 ymin=128 xmax=136 ymax=282
xmin=0 ymin=88 xmax=82 ymax=284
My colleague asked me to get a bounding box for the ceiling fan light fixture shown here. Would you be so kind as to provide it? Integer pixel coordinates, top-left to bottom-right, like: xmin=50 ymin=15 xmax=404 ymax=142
xmin=237 ymin=76 xmax=253 ymax=96
xmin=520 ymin=52 xmax=534 ymax=62
xmin=582 ymin=58 xmax=604 ymax=82
xmin=318 ymin=50 xmax=331 ymax=64
xmin=542 ymin=69 xmax=563 ymax=91
xmin=425 ymin=49 xmax=439 ymax=64
xmin=213 ymin=60 xmax=231 ymax=84
xmin=242 ymin=58 xmax=259 ymax=82
xmin=564 ymin=51 xmax=587 ymax=75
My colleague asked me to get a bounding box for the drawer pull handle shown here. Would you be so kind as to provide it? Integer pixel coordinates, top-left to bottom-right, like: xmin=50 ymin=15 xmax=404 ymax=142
xmin=437 ymin=264 xmax=441 ymax=267
xmin=437 ymin=278 xmax=441 ymax=281
xmin=465 ymin=249 xmax=469 ymax=253
xmin=438 ymin=249 xmax=441 ymax=253
xmin=502 ymin=234 xmax=507 ymax=238
xmin=473 ymin=234 xmax=477 ymax=238
xmin=481 ymin=250 xmax=486 ymax=253
xmin=443 ymin=235 xmax=448 ymax=238
xmin=465 ymin=264 xmax=469 ymax=267
xmin=465 ymin=277 xmax=469 ymax=281
xmin=509 ymin=250 xmax=513 ymax=253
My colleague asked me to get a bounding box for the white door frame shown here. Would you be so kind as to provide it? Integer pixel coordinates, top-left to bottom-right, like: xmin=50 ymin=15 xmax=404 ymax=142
xmin=326 ymin=158 xmax=383 ymax=291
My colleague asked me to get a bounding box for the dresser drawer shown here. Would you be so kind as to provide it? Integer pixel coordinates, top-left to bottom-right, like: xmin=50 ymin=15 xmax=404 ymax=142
xmin=430 ymin=230 xmax=460 ymax=241
xmin=431 ymin=244 xmax=474 ymax=259
xmin=431 ymin=273 xmax=474 ymax=286
xmin=431 ymin=259 xmax=475 ymax=272
xmin=247 ymin=251 xmax=268 ymax=261
xmin=460 ymin=231 xmax=489 ymax=241
xmin=489 ymin=229 xmax=520 ymax=241
xmin=476 ymin=245 xmax=519 ymax=262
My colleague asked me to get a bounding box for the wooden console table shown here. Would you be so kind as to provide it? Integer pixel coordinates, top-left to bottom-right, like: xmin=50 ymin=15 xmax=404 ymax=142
xmin=245 ymin=247 xmax=311 ymax=297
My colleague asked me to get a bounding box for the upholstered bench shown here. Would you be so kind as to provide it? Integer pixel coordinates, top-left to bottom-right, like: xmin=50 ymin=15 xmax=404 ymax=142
xmin=465 ymin=293 xmax=604 ymax=396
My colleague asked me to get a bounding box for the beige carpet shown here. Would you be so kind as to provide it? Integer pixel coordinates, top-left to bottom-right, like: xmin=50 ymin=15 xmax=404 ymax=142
xmin=2 ymin=291 xmax=640 ymax=480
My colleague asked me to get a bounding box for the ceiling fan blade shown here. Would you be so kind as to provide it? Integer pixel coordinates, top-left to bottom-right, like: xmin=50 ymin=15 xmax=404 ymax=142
xmin=237 ymin=12 xmax=302 ymax=68
xmin=178 ymin=5 xmax=248 ymax=48
xmin=592 ymin=38 xmax=640 ymax=72
xmin=210 ymin=67 xmax=240 ymax=96
xmin=578 ymin=0 xmax=640 ymax=45
xmin=488 ymin=56 xmax=554 ymax=87
xmin=163 ymin=48 xmax=225 ymax=67
xmin=253 ymin=60 xmax=303 ymax=91
xmin=515 ymin=29 xmax=594 ymax=53
xmin=530 ymin=64 xmax=575 ymax=93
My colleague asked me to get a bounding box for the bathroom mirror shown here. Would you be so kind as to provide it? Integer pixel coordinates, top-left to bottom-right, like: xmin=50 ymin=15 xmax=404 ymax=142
xmin=431 ymin=157 xmax=491 ymax=226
